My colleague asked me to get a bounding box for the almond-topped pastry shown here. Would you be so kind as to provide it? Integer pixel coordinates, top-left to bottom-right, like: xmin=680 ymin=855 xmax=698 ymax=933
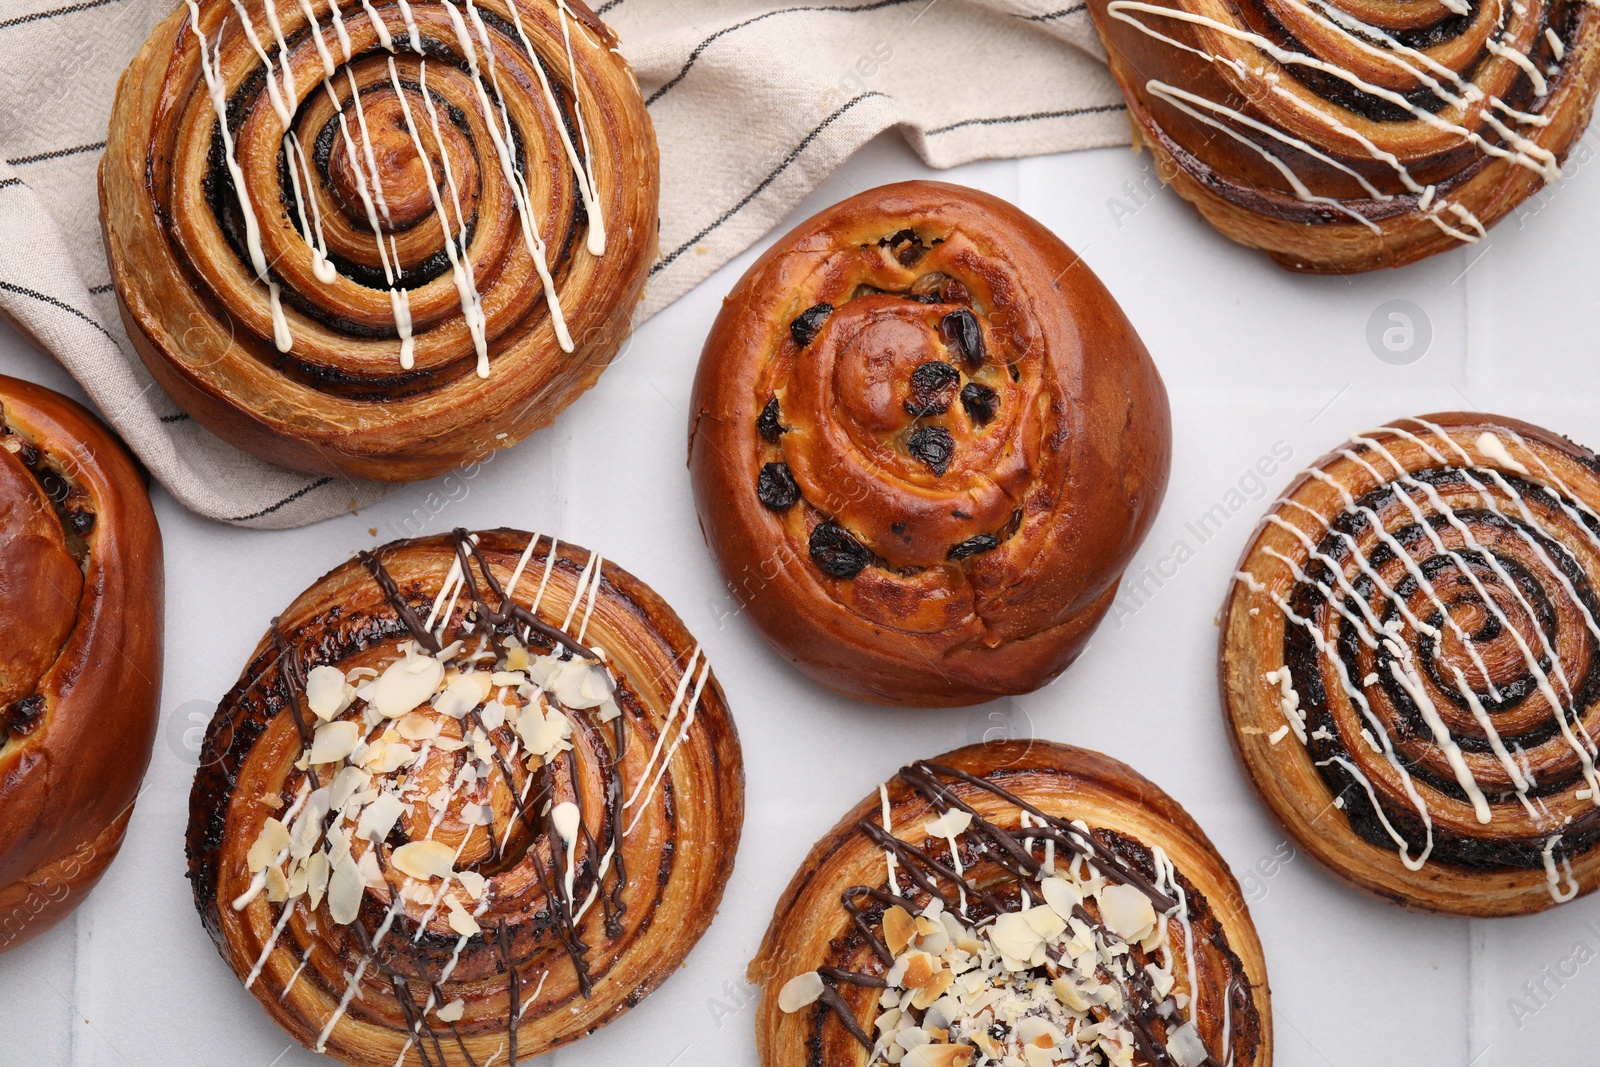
xmin=0 ymin=375 xmax=163 ymax=953
xmin=751 ymin=742 xmax=1270 ymax=1067
xmin=1223 ymin=413 xmax=1600 ymax=916
xmin=187 ymin=529 xmax=742 ymax=1066
xmin=689 ymin=181 xmax=1171 ymax=706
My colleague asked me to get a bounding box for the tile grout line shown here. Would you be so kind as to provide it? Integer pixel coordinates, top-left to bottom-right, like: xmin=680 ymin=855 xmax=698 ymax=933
xmin=71 ymin=908 xmax=90 ymax=1067
xmin=1468 ymin=918 xmax=1492 ymax=1067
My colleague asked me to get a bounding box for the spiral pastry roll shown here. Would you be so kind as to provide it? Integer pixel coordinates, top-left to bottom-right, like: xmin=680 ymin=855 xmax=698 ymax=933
xmin=186 ymin=529 xmax=742 ymax=1065
xmin=102 ymin=0 xmax=658 ymax=480
xmin=0 ymin=375 xmax=163 ymax=953
xmin=751 ymin=741 xmax=1270 ymax=1067
xmin=1222 ymin=413 xmax=1600 ymax=915
xmin=1088 ymin=0 xmax=1600 ymax=270
xmin=689 ymin=181 xmax=1171 ymax=706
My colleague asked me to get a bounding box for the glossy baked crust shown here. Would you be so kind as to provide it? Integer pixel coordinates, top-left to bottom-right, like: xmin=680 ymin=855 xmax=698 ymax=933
xmin=101 ymin=0 xmax=658 ymax=481
xmin=1222 ymin=413 xmax=1600 ymax=915
xmin=186 ymin=529 xmax=742 ymax=1065
xmin=1088 ymin=0 xmax=1600 ymax=271
xmin=689 ymin=181 xmax=1171 ymax=706
xmin=0 ymin=375 xmax=163 ymax=953
xmin=749 ymin=740 xmax=1271 ymax=1067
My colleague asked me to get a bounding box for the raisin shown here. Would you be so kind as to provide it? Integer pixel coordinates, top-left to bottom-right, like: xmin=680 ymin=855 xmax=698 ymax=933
xmin=947 ymin=534 xmax=1000 ymax=560
xmin=883 ymin=229 xmax=926 ymax=266
xmin=18 ymin=442 xmax=40 ymax=467
xmin=757 ymin=463 xmax=800 ymax=511
xmin=809 ymin=522 xmax=870 ymax=578
xmin=904 ymin=360 xmax=961 ymax=417
xmin=961 ymin=382 xmax=999 ymax=425
xmin=68 ymin=509 xmax=96 ymax=536
xmin=908 ymin=426 xmax=955 ymax=475
xmin=906 ymin=292 xmax=940 ymax=305
xmin=757 ymin=397 xmax=786 ymax=443
xmin=790 ymin=303 xmax=834 ymax=346
xmin=4 ymin=694 xmax=45 ymax=737
xmin=941 ymin=308 xmax=985 ymax=368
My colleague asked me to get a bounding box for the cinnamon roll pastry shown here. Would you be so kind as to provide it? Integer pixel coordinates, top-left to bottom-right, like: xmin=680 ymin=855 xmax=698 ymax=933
xmin=0 ymin=375 xmax=163 ymax=953
xmin=689 ymin=181 xmax=1171 ymax=707
xmin=101 ymin=0 xmax=658 ymax=480
xmin=1223 ymin=413 xmax=1600 ymax=915
xmin=186 ymin=529 xmax=742 ymax=1065
xmin=1088 ymin=0 xmax=1600 ymax=270
xmin=750 ymin=741 xmax=1270 ymax=1067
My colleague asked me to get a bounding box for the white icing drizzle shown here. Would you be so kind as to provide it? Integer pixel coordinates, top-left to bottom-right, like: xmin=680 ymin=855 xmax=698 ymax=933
xmin=388 ymin=57 xmax=485 ymax=372
xmin=188 ymin=2 xmax=293 ymax=351
xmin=444 ymin=0 xmax=574 ymax=355
xmin=1152 ymin=845 xmax=1197 ymax=1023
xmin=623 ymin=654 xmax=711 ymax=835
xmin=879 ymin=783 xmax=901 ymax=894
xmin=1239 ymin=420 xmax=1600 ymax=882
xmin=192 ymin=0 xmax=610 ymax=368
xmin=1104 ymin=0 xmax=1567 ymax=245
xmin=1543 ymin=834 xmax=1580 ymax=902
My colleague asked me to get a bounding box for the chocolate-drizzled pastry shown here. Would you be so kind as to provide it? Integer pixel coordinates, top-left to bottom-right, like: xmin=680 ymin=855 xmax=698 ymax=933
xmin=689 ymin=181 xmax=1171 ymax=706
xmin=101 ymin=0 xmax=659 ymax=480
xmin=1088 ymin=0 xmax=1600 ymax=270
xmin=750 ymin=742 xmax=1270 ymax=1067
xmin=1223 ymin=413 xmax=1600 ymax=915
xmin=0 ymin=375 xmax=163 ymax=952
xmin=187 ymin=529 xmax=742 ymax=1065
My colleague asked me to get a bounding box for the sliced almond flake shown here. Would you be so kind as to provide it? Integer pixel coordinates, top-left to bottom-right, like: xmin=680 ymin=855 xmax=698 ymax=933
xmin=987 ymin=912 xmax=1043 ymax=967
xmin=247 ymin=818 xmax=290 ymax=873
xmin=1022 ymin=903 xmax=1066 ymax=940
xmin=1098 ymin=884 xmax=1157 ymax=942
xmin=328 ymin=765 xmax=370 ymax=811
xmin=379 ymin=743 xmax=418 ymax=773
xmin=480 ymin=701 xmax=508 ymax=731
xmin=884 ymin=905 xmax=917 ymax=956
xmin=326 ymin=827 xmax=353 ymax=868
xmin=436 ymin=998 xmax=466 ymax=1022
xmin=327 ymin=856 xmax=364 ymax=924
xmin=305 ymin=665 xmax=349 ymax=721
xmin=264 ymin=865 xmax=290 ymax=903
xmin=548 ymin=660 xmax=610 ymax=709
xmin=306 ymin=852 xmax=331 ymax=911
xmin=371 ymin=654 xmax=445 ymax=719
xmin=308 ymin=721 xmax=360 ymax=765
xmin=392 ymin=839 xmax=455 ymax=881
xmin=356 ymin=792 xmax=406 ymax=843
xmin=358 ymin=849 xmax=384 ymax=887
xmin=777 ymin=971 xmax=825 ymax=1013
xmin=457 ymin=870 xmax=487 ymax=900
xmin=397 ymin=711 xmax=442 ymax=741
xmin=445 ymin=894 xmax=481 ymax=936
xmin=923 ymin=809 xmax=973 ymax=839
xmin=286 ymin=859 xmax=310 ymax=899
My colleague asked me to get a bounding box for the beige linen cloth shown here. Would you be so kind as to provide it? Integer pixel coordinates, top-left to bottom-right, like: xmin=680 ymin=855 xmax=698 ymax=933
xmin=0 ymin=0 xmax=1127 ymax=528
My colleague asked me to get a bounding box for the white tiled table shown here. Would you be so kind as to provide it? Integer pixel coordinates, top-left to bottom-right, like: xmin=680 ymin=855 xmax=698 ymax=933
xmin=3 ymin=131 xmax=1598 ymax=1066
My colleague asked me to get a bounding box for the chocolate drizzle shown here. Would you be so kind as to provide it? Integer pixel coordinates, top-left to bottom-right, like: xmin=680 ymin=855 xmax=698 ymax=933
xmin=358 ymin=550 xmax=443 ymax=654
xmin=281 ymin=533 xmax=638 ymax=1050
xmin=802 ymin=760 xmax=1242 ymax=1067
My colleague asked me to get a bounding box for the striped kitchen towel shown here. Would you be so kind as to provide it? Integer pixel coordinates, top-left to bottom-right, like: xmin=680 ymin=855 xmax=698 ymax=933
xmin=0 ymin=0 xmax=1126 ymax=528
